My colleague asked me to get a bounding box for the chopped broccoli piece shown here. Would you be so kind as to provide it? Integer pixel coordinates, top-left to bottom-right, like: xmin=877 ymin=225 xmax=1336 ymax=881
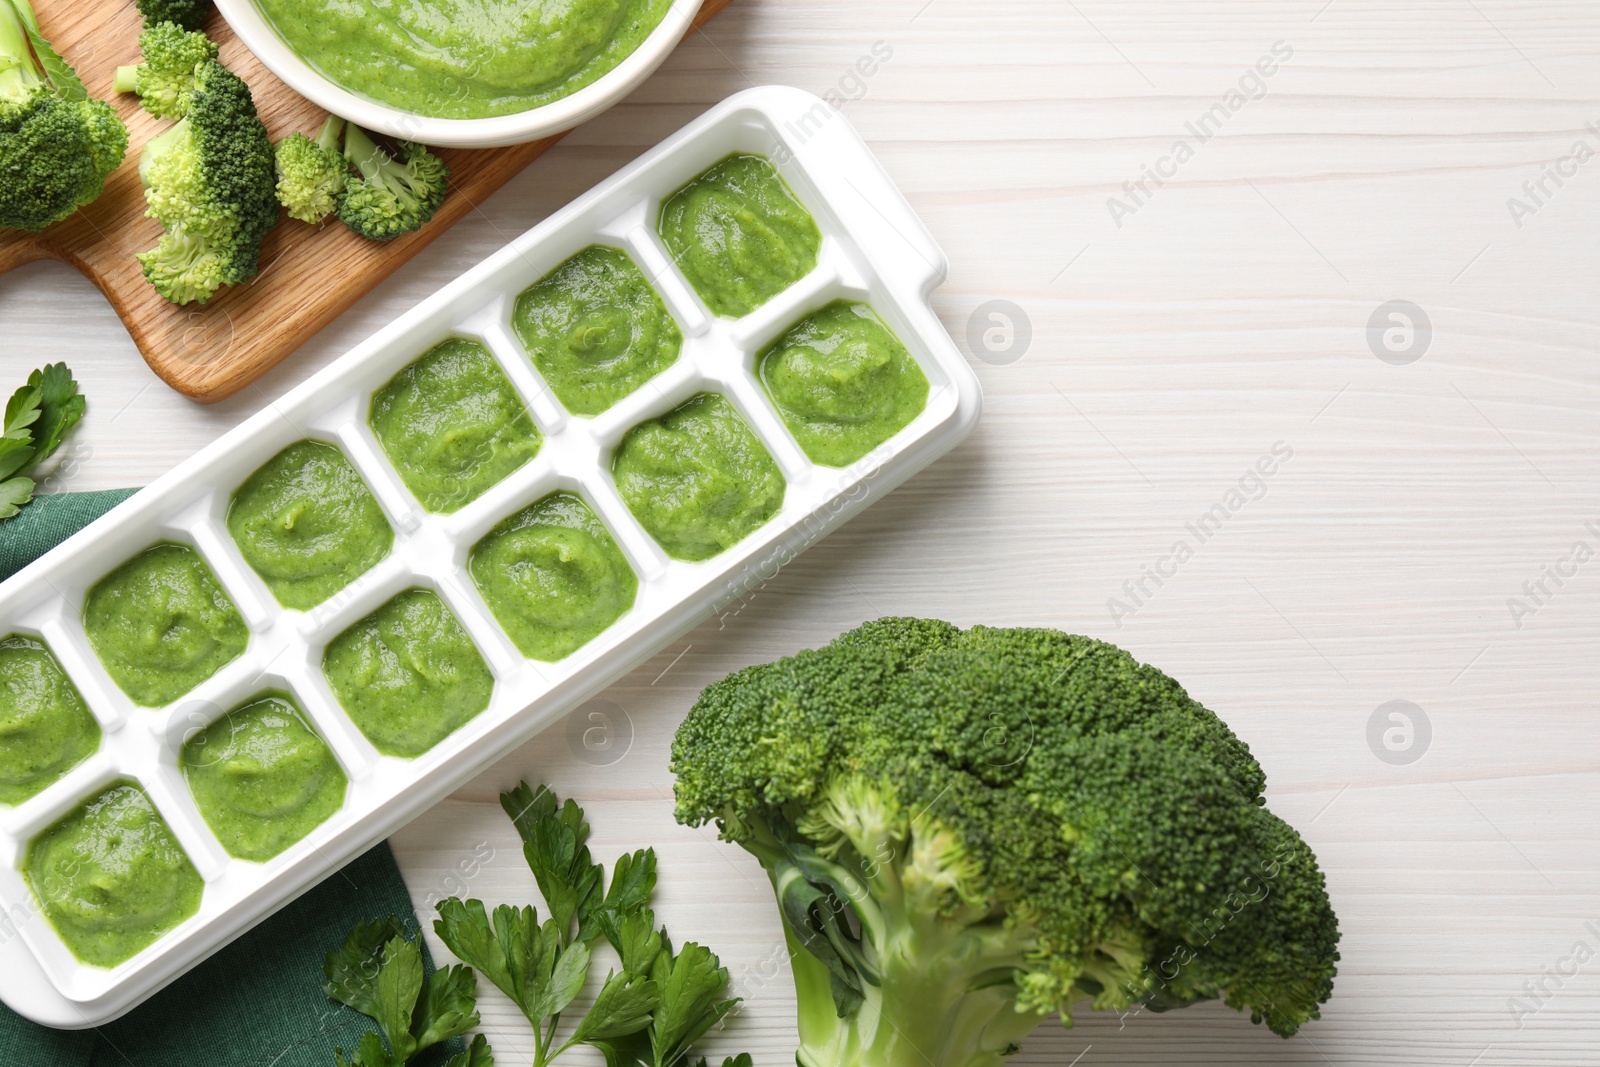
xmin=134 ymin=58 xmax=279 ymax=305
xmin=112 ymin=22 xmax=217 ymax=120
xmin=671 ymin=619 xmax=1342 ymax=1067
xmin=274 ymin=114 xmax=346 ymax=224
xmin=134 ymin=0 xmax=209 ymax=32
xmin=336 ymin=124 xmax=447 ymax=241
xmin=0 ymin=0 xmax=128 ymax=232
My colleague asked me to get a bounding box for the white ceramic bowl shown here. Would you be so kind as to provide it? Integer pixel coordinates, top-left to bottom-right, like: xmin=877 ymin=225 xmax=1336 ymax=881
xmin=214 ymin=0 xmax=706 ymax=148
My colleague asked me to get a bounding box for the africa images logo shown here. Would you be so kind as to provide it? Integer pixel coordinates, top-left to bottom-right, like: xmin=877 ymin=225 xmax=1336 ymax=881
xmin=1106 ymin=41 xmax=1295 ymax=228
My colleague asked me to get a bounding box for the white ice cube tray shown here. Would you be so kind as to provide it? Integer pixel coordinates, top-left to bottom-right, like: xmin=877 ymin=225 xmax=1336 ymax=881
xmin=0 ymin=86 xmax=981 ymax=1027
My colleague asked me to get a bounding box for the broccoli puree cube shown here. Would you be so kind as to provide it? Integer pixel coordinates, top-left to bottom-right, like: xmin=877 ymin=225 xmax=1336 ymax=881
xmin=181 ymin=691 xmax=347 ymax=862
xmin=25 ymin=781 xmax=203 ymax=967
xmin=611 ymin=393 xmax=786 ymax=561
xmin=370 ymin=338 xmax=542 ymax=513
xmin=227 ymin=440 xmax=393 ymax=611
xmin=83 ymin=543 xmax=249 ymax=707
xmin=658 ymin=154 xmax=822 ymax=319
xmin=0 ymin=636 xmax=100 ymax=805
xmin=469 ymin=491 xmax=638 ymax=661
xmin=512 ymin=245 xmax=682 ymax=416
xmin=759 ymin=301 xmax=930 ymax=467
xmin=322 ymin=589 xmax=493 ymax=758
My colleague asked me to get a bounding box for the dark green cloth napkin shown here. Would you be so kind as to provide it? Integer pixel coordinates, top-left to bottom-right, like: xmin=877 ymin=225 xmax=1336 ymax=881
xmin=0 ymin=488 xmax=138 ymax=584
xmin=0 ymin=491 xmax=458 ymax=1066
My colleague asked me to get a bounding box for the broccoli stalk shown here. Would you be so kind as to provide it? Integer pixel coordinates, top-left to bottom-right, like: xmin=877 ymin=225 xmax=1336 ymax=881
xmin=672 ymin=619 xmax=1341 ymax=1067
xmin=0 ymin=0 xmax=128 ymax=231
xmin=752 ymin=810 xmax=1049 ymax=1067
xmin=134 ymin=58 xmax=278 ymax=304
xmin=273 ymin=113 xmax=346 ymax=224
xmin=336 ymin=123 xmax=447 ymax=240
xmin=112 ymin=22 xmax=217 ymax=119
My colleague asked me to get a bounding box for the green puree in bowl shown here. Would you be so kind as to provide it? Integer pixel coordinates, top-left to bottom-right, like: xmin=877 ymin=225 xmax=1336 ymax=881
xmin=83 ymin=544 xmax=249 ymax=707
xmin=254 ymin=0 xmax=672 ymax=120
xmin=470 ymin=492 xmax=637 ymax=660
xmin=513 ymin=246 xmax=682 ymax=416
xmin=26 ymin=781 xmax=203 ymax=967
xmin=322 ymin=589 xmax=492 ymax=758
xmin=760 ymin=301 xmax=929 ymax=467
xmin=658 ymin=154 xmax=821 ymax=319
xmin=0 ymin=636 xmax=100 ymax=805
xmin=612 ymin=393 xmax=785 ymax=560
xmin=228 ymin=440 xmax=393 ymax=611
xmin=370 ymin=338 xmax=542 ymax=513
xmin=182 ymin=692 xmax=347 ymax=862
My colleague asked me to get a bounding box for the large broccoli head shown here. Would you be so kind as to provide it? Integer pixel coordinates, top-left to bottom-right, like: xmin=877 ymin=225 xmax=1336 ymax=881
xmin=0 ymin=0 xmax=128 ymax=232
xmin=135 ymin=58 xmax=278 ymax=304
xmin=672 ymin=619 xmax=1339 ymax=1067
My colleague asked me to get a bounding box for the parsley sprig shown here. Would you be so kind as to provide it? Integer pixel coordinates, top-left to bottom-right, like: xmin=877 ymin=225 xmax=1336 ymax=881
xmin=323 ymin=917 xmax=492 ymax=1067
xmin=434 ymin=783 xmax=749 ymax=1067
xmin=2 ymin=363 xmax=87 ymax=520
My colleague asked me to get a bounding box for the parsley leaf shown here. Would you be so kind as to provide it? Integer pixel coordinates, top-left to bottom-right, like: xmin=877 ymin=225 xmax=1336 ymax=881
xmin=3 ymin=384 xmax=41 ymax=441
xmin=433 ymin=784 xmax=747 ymax=1067
xmin=434 ymin=899 xmax=592 ymax=1064
xmin=0 ymin=440 xmax=35 ymax=484
xmin=371 ymin=936 xmax=424 ymax=1062
xmin=0 ymin=476 xmax=34 ymax=520
xmin=647 ymin=938 xmax=739 ymax=1067
xmin=324 ymin=917 xmax=484 ymax=1067
xmin=26 ymin=363 xmax=86 ymax=465
xmin=604 ymin=908 xmax=664 ymax=976
xmin=571 ymin=969 xmax=658 ymax=1043
xmin=412 ymin=965 xmax=482 ymax=1051
xmin=501 ymin=783 xmax=604 ymax=946
xmin=323 ymin=917 xmax=410 ymax=1020
xmin=444 ymin=1034 xmax=495 ymax=1067
xmin=0 ymin=363 xmax=87 ymax=522
xmin=335 ymin=1030 xmax=393 ymax=1067
xmin=584 ymin=848 xmax=656 ymax=947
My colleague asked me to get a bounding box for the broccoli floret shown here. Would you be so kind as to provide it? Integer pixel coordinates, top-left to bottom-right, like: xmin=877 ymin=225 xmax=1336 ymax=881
xmin=671 ymin=619 xmax=1341 ymax=1067
xmin=134 ymin=58 xmax=278 ymax=304
xmin=336 ymin=123 xmax=447 ymax=240
xmin=138 ymin=226 xmax=227 ymax=305
xmin=274 ymin=114 xmax=346 ymax=224
xmin=134 ymin=0 xmax=209 ymax=32
xmin=112 ymin=22 xmax=217 ymax=120
xmin=0 ymin=0 xmax=128 ymax=232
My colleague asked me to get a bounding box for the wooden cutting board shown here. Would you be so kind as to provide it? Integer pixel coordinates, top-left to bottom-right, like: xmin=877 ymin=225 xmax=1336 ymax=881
xmin=0 ymin=0 xmax=732 ymax=402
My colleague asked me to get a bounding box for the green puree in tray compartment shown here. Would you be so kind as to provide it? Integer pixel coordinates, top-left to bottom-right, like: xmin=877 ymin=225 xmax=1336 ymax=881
xmin=470 ymin=492 xmax=637 ymax=661
xmin=513 ymin=245 xmax=682 ymax=416
xmin=370 ymin=338 xmax=542 ymax=513
xmin=228 ymin=440 xmax=393 ymax=611
xmin=612 ymin=393 xmax=785 ymax=561
xmin=25 ymin=781 xmax=203 ymax=967
xmin=181 ymin=691 xmax=347 ymax=862
xmin=760 ymin=301 xmax=929 ymax=467
xmin=83 ymin=544 xmax=249 ymax=707
xmin=658 ymin=154 xmax=822 ymax=319
xmin=0 ymin=636 xmax=100 ymax=805
xmin=254 ymin=0 xmax=672 ymax=119
xmin=322 ymin=589 xmax=492 ymax=758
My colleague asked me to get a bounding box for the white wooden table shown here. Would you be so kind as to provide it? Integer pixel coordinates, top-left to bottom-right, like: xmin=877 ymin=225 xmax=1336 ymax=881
xmin=6 ymin=2 xmax=1599 ymax=1063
